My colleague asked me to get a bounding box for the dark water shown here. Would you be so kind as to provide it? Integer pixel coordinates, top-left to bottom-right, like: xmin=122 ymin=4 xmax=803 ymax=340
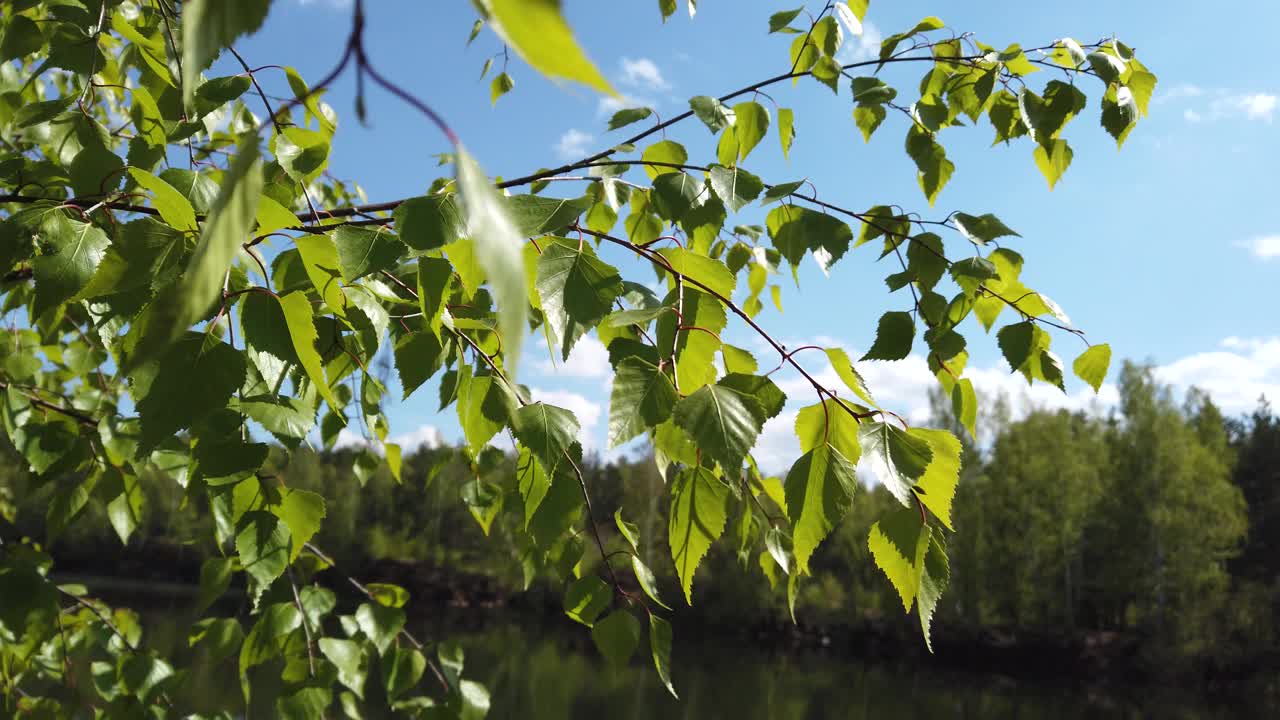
xmin=447 ymin=618 xmax=1254 ymax=720
xmin=72 ymin=578 xmax=1265 ymax=719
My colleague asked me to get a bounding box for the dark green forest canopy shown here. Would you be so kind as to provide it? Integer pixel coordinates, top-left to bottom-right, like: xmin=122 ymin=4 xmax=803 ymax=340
xmin=0 ymin=0 xmax=1165 ymax=715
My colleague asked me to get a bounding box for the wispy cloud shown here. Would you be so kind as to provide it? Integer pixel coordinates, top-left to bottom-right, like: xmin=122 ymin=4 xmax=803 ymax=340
xmin=535 ymin=335 xmax=612 ymax=380
xmin=554 ymin=128 xmax=593 ymax=159
xmin=750 ymin=334 xmax=1278 ymax=474
xmin=1235 ymin=235 xmax=1280 ymax=260
xmin=619 ymin=57 xmax=669 ymax=91
xmin=1159 ymin=85 xmax=1277 ymax=124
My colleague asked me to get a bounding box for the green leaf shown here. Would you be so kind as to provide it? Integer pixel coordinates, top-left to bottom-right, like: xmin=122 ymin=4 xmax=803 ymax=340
xmin=181 ymin=0 xmax=271 ymax=106
xmin=854 ymin=105 xmax=886 ymax=142
xmin=1072 ymin=343 xmax=1111 ymax=392
xmin=394 ymin=195 xmax=464 ymax=253
xmin=31 ymin=213 xmax=110 ymax=317
xmin=785 ymin=444 xmax=858 ymax=574
xmin=759 ymin=180 xmax=805 ymax=206
xmin=997 ymin=321 xmax=1036 ymax=372
xmin=656 ymin=247 xmax=736 ymax=298
xmin=134 ymin=334 xmax=246 ymax=450
xmin=456 ymin=370 xmax=516 ymax=452
xmin=951 ymin=378 xmax=977 ymax=440
xmin=195 ymin=557 xmax=234 ymax=614
xmin=490 ymin=71 xmax=515 ymax=104
xmin=765 ymin=527 xmax=791 ymax=575
xmin=70 ymin=145 xmax=124 ymax=197
xmin=733 ymin=101 xmax=770 ymax=162
xmin=278 ymin=291 xmax=342 ymax=410
xmin=649 ymin=615 xmax=678 ymax=697
xmin=668 ymin=467 xmax=730 ymax=604
xmin=106 ymin=471 xmax=145 ymax=544
xmin=649 ymin=172 xmax=700 ymax=221
xmin=456 ymin=145 xmax=528 ymax=379
xmin=273 ymin=488 xmax=326 ymax=562
xmin=768 ymin=7 xmax=803 ymax=32
xmin=592 ymin=610 xmax=641 ymax=666
xmin=356 ymin=601 xmax=406 ymax=655
xmin=1033 ymin=138 xmax=1073 ymax=190
xmin=917 ymin=530 xmax=949 ymax=652
xmin=274 ymin=127 xmax=330 ymax=182
xmin=277 ymin=687 xmax=331 ymax=719
xmin=506 ymin=194 xmax=593 ymax=237
xmin=294 ymin=234 xmax=349 ymax=318
xmin=766 ymin=204 xmax=854 ymax=270
xmin=859 ymin=421 xmax=933 ymax=507
xmin=825 ymin=348 xmax=876 ymax=407
xmin=240 ymin=603 xmax=302 ymax=693
xmin=1087 ymin=51 xmax=1126 ymax=84
xmin=513 ymin=402 xmax=579 ymax=476
xmin=795 ymin=400 xmax=861 ymax=464
xmin=608 ymin=107 xmax=653 ymax=131
xmin=563 ymin=576 xmax=611 ymax=626
xmin=631 ymin=556 xmax=671 ymax=610
xmin=778 ymin=107 xmax=795 ymax=159
xmin=867 ymin=505 xmax=928 ymax=611
xmin=641 ymin=140 xmax=688 ymax=179
xmin=537 ymin=240 xmax=623 ymax=359
xmin=904 ymin=126 xmax=954 ymax=206
xmin=132 ymin=140 xmax=263 ymax=367
xmin=319 ymin=638 xmax=368 ymax=700
xmin=721 ymin=344 xmax=758 ymax=375
xmin=716 ymin=373 xmax=785 ymax=423
xmin=236 ymin=511 xmax=291 ymax=607
xmin=333 ymin=225 xmax=406 ymax=282
xmin=485 ymin=0 xmax=615 ymax=94
xmin=1101 ymin=85 xmax=1138 ymax=148
xmin=609 ymin=357 xmax=677 ymax=447
xmin=189 ymin=618 xmax=243 ymax=663
xmin=953 ymin=213 xmax=1020 ymax=245
xmin=860 ymin=311 xmax=915 ymax=361
xmin=614 ymin=508 xmax=641 ymax=551
xmin=689 ymin=96 xmax=734 ymax=133
xmin=395 ymin=331 xmax=444 ymax=399
xmin=909 ymin=428 xmax=961 ymax=530
xmin=383 ymin=648 xmax=426 ymax=699
xmin=129 ymin=167 xmax=197 ymax=233
xmin=708 ymin=165 xmax=764 ymax=213
xmin=673 ymin=383 xmax=763 ymax=473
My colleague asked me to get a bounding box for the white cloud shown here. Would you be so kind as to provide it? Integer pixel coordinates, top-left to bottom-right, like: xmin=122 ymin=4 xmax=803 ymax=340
xmin=530 ymin=388 xmax=602 ymax=447
xmin=1155 ymin=337 xmax=1280 ymax=415
xmin=536 ymin=335 xmax=611 ymax=379
xmin=752 ymin=333 xmax=1280 ymax=474
xmin=1235 ymin=235 xmax=1280 ymax=260
xmin=619 ymin=57 xmax=669 ymax=91
xmin=1237 ymin=93 xmax=1278 ymax=122
xmin=1154 ymin=83 xmax=1205 ymax=103
xmin=554 ymin=128 xmax=593 ymax=159
xmin=391 ymin=425 xmax=444 ymax=452
xmin=835 ymin=21 xmax=883 ymax=64
xmin=333 ymin=428 xmax=369 ymax=450
xmin=1163 ymin=87 xmax=1278 ymax=124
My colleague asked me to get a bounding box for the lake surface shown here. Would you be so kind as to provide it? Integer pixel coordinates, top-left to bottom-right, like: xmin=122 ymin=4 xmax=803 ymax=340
xmin=441 ymin=617 xmax=1256 ymax=720
xmin=72 ymin=578 xmax=1266 ymax=719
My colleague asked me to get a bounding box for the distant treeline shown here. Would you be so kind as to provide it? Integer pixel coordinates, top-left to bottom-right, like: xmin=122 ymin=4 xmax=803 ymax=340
xmin=3 ymin=361 xmax=1279 ymax=670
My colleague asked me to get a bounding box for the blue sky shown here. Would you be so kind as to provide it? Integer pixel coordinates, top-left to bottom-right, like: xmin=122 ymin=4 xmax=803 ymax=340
xmin=231 ymin=1 xmax=1280 ymax=470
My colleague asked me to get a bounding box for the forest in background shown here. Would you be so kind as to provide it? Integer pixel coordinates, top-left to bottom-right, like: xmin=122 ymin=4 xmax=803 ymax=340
xmin=3 ymin=360 xmax=1278 ymax=682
